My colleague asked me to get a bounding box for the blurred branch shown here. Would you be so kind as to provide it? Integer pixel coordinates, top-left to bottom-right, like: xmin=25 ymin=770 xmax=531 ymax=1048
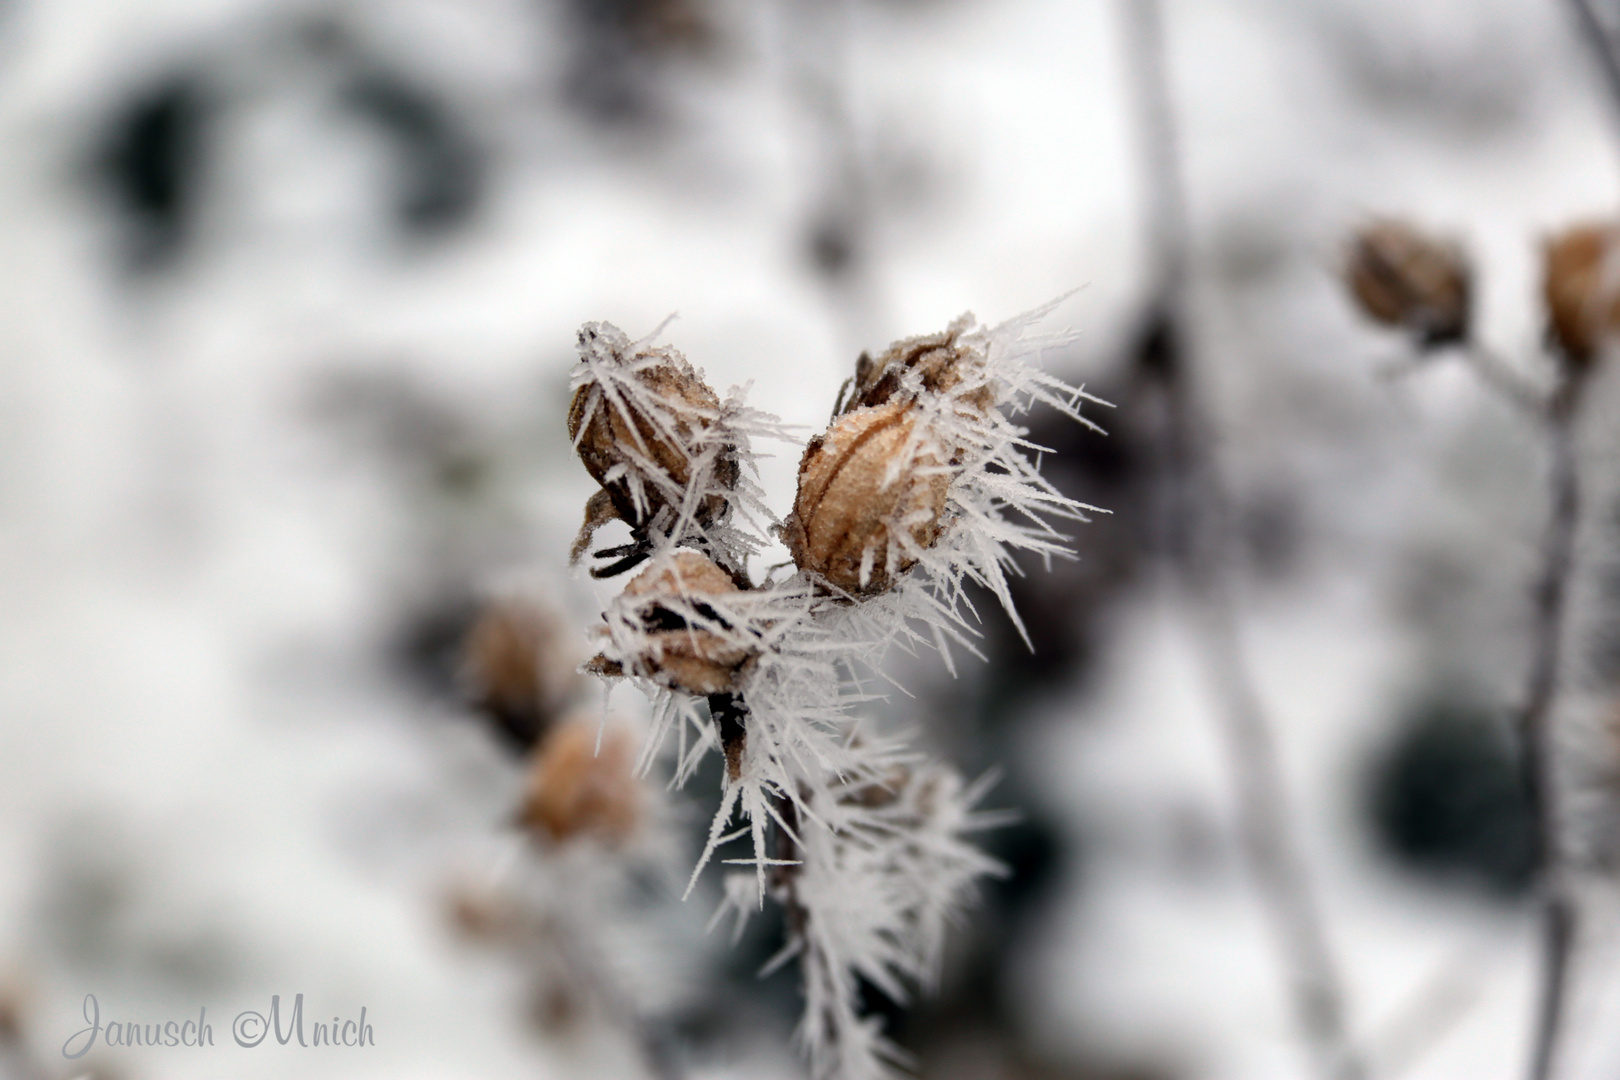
xmin=1374 ymin=344 xmax=1548 ymax=416
xmin=1520 ymin=369 xmax=1588 ymax=1080
xmin=779 ymin=0 xmax=886 ymax=353
xmin=1120 ymin=3 xmax=1361 ymax=1079
xmin=1361 ymin=935 xmax=1498 ymax=1079
xmin=1461 ymin=344 xmax=1551 ymax=416
xmin=1564 ymin=0 xmax=1620 ymax=126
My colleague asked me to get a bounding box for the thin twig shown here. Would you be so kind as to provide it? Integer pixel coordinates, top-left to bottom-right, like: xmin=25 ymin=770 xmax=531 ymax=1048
xmin=1459 ymin=343 xmax=1550 ymax=416
xmin=1564 ymin=0 xmax=1620 ymax=128
xmin=1521 ymin=368 xmax=1588 ymax=1080
xmin=1360 ymin=932 xmax=1503 ymax=1079
xmin=1120 ymin=2 xmax=1361 ymax=1077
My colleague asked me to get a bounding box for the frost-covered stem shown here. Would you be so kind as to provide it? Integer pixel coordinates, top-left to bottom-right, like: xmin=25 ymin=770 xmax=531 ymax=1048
xmin=1564 ymin=0 xmax=1620 ymax=133
xmin=1122 ymin=2 xmax=1360 ymax=1077
xmin=772 ymin=787 xmax=810 ymax=941
xmin=1522 ymin=370 xmax=1587 ymax=1080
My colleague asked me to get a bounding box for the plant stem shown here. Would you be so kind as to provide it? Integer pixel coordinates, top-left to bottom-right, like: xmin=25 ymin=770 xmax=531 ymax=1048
xmin=1564 ymin=0 xmax=1620 ymax=132
xmin=1522 ymin=370 xmax=1587 ymax=1080
xmin=1160 ymin=342 xmax=1363 ymax=1080
xmin=1120 ymin=2 xmax=1360 ymax=1076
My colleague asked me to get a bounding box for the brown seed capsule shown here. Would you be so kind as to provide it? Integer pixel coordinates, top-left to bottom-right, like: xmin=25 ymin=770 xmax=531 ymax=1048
xmin=783 ymin=400 xmax=951 ymax=597
xmin=591 ymin=550 xmax=754 ymax=695
xmin=567 ymin=324 xmax=736 ymax=532
xmin=520 ymin=719 xmax=641 ymax=845
xmin=1346 ymin=221 xmax=1471 ymax=348
xmin=839 ymin=318 xmax=994 ymax=416
xmin=460 ymin=598 xmax=578 ymax=752
xmin=1544 ymin=222 xmax=1620 ymax=367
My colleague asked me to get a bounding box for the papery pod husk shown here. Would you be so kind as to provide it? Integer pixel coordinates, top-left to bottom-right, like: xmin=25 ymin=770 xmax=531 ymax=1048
xmin=568 ymin=325 xmax=739 ymax=531
xmin=1346 ymin=220 xmax=1471 ymax=349
xmin=1544 ymin=222 xmax=1620 ymax=368
xmin=591 ymin=550 xmax=754 ymax=695
xmin=784 ymin=399 xmax=951 ymax=598
xmin=840 ymin=316 xmax=995 ymax=416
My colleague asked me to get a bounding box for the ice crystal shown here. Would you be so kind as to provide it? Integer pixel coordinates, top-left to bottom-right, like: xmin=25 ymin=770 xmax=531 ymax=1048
xmin=571 ymin=305 xmax=1103 ymax=1080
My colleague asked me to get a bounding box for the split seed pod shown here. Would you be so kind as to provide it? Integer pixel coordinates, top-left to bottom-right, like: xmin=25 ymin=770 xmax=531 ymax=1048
xmin=589 ymin=549 xmax=754 ymax=695
xmin=1544 ymin=222 xmax=1620 ymax=368
xmin=568 ymin=323 xmax=738 ymax=542
xmin=783 ymin=399 xmax=951 ymax=597
xmin=839 ymin=317 xmax=994 ymax=416
xmin=1346 ymin=221 xmax=1471 ymax=348
xmin=520 ymin=719 xmax=641 ymax=845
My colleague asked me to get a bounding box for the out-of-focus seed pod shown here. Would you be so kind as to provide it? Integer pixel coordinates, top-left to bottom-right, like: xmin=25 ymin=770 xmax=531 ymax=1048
xmin=840 ymin=320 xmax=993 ymax=416
xmin=1346 ymin=221 xmax=1471 ymax=348
xmin=0 ymin=978 xmax=23 ymax=1047
xmin=592 ymin=550 xmax=754 ymax=695
xmin=460 ymin=599 xmax=578 ymax=752
xmin=567 ymin=324 xmax=736 ymax=531
xmin=520 ymin=720 xmax=641 ymax=845
xmin=783 ymin=400 xmax=951 ymax=597
xmin=1544 ymin=222 xmax=1620 ymax=367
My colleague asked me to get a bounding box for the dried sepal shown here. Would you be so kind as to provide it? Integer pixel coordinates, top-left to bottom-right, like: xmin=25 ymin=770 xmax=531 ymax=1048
xmin=1544 ymin=221 xmax=1620 ymax=368
xmin=783 ymin=400 xmax=951 ymax=597
xmin=1346 ymin=220 xmax=1471 ymax=348
xmin=568 ymin=322 xmax=740 ymax=555
xmin=520 ymin=719 xmax=642 ymax=846
xmin=590 ymin=549 xmax=757 ymax=695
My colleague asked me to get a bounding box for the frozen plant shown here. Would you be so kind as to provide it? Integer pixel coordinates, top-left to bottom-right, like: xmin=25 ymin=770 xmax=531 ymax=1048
xmin=453 ymin=595 xmax=692 ymax=1077
xmin=1345 ymin=217 xmax=1613 ymax=1080
xmin=566 ymin=309 xmax=1103 ymax=1079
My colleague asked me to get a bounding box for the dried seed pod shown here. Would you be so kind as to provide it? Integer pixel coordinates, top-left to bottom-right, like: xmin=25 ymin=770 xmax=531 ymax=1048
xmin=592 ymin=549 xmax=754 ymax=695
xmin=1544 ymin=222 xmax=1620 ymax=367
xmin=567 ymin=323 xmax=737 ymax=533
xmin=1346 ymin=221 xmax=1471 ymax=348
xmin=460 ymin=598 xmax=578 ymax=752
xmin=520 ymin=719 xmax=641 ymax=845
xmin=839 ymin=317 xmax=994 ymax=416
xmin=783 ymin=399 xmax=951 ymax=597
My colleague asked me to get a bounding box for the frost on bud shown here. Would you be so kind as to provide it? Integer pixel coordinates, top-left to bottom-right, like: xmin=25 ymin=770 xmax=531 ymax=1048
xmin=588 ymin=549 xmax=755 ymax=695
xmin=1346 ymin=221 xmax=1471 ymax=348
xmin=1544 ymin=222 xmax=1620 ymax=368
xmin=838 ymin=317 xmax=994 ymax=417
xmin=783 ymin=399 xmax=951 ymax=598
xmin=520 ymin=719 xmax=641 ymax=845
xmin=568 ymin=323 xmax=739 ymax=555
xmin=460 ymin=598 xmax=578 ymax=752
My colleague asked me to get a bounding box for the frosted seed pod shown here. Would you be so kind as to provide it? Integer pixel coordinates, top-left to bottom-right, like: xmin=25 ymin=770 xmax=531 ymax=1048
xmin=520 ymin=719 xmax=640 ymax=845
xmin=1346 ymin=221 xmax=1471 ymax=348
xmin=594 ymin=550 xmax=753 ymax=695
xmin=840 ymin=317 xmax=994 ymax=416
xmin=567 ymin=323 xmax=737 ymax=531
xmin=783 ymin=400 xmax=951 ymax=597
xmin=1544 ymin=222 xmax=1620 ymax=367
